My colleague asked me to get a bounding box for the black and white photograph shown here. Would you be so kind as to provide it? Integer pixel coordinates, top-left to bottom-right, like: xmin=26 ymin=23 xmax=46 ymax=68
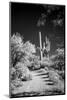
xmin=10 ymin=2 xmax=65 ymax=98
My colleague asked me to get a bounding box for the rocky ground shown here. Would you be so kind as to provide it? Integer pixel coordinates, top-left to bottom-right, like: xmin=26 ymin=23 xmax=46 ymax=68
xmin=11 ymin=68 xmax=64 ymax=97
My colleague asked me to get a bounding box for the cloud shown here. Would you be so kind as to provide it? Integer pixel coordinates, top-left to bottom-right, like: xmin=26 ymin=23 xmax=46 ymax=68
xmin=37 ymin=5 xmax=64 ymax=28
xmin=42 ymin=5 xmax=60 ymax=14
xmin=37 ymin=13 xmax=47 ymax=27
xmin=37 ymin=19 xmax=46 ymax=27
xmin=52 ymin=18 xmax=63 ymax=27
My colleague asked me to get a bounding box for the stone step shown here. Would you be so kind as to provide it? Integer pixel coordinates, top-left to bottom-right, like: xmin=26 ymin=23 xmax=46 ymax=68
xmin=42 ymin=78 xmax=50 ymax=81
xmin=34 ymin=69 xmax=48 ymax=73
xmin=45 ymin=81 xmax=54 ymax=85
xmin=33 ymin=72 xmax=49 ymax=74
xmin=35 ymin=73 xmax=49 ymax=76
xmin=35 ymin=70 xmax=48 ymax=74
xmin=46 ymin=83 xmax=54 ymax=85
xmin=43 ymin=79 xmax=52 ymax=82
xmin=40 ymin=75 xmax=49 ymax=78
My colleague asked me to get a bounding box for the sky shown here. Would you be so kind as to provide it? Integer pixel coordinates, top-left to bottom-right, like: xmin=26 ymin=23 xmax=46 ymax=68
xmin=11 ymin=2 xmax=65 ymax=55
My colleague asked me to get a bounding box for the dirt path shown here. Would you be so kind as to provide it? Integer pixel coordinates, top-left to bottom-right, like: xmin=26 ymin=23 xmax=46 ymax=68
xmin=13 ymin=69 xmax=55 ymax=94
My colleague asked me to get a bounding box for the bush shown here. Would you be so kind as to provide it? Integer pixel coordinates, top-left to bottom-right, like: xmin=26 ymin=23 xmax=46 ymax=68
xmin=48 ymin=69 xmax=60 ymax=83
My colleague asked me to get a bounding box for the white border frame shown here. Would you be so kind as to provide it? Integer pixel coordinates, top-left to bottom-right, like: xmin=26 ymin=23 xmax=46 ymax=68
xmin=0 ymin=0 xmax=66 ymax=100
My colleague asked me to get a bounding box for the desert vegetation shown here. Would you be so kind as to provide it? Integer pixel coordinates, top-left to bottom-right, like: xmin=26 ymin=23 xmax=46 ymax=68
xmin=10 ymin=33 xmax=65 ymax=96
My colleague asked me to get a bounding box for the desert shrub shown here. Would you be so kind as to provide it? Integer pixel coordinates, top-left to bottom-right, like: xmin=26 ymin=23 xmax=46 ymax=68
xmin=10 ymin=33 xmax=37 ymax=91
xmin=48 ymin=69 xmax=60 ymax=83
xmin=50 ymin=48 xmax=65 ymax=80
xmin=15 ymin=62 xmax=32 ymax=79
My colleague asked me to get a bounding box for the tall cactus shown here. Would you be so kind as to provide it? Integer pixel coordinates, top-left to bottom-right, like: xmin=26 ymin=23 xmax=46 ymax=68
xmin=39 ymin=31 xmax=43 ymax=61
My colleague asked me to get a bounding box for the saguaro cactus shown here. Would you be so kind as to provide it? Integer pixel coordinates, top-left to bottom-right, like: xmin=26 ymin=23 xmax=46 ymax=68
xmin=39 ymin=31 xmax=43 ymax=61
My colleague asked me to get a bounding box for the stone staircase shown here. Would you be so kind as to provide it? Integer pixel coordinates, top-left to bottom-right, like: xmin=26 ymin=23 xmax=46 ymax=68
xmin=12 ymin=68 xmax=55 ymax=95
xmin=32 ymin=69 xmax=54 ymax=86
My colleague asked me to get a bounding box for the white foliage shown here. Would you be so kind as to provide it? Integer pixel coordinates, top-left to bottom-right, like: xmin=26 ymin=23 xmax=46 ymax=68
xmin=45 ymin=36 xmax=50 ymax=52
xmin=56 ymin=48 xmax=64 ymax=56
xmin=15 ymin=62 xmax=30 ymax=76
xmin=22 ymin=41 xmax=36 ymax=55
xmin=11 ymin=34 xmax=23 ymax=45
